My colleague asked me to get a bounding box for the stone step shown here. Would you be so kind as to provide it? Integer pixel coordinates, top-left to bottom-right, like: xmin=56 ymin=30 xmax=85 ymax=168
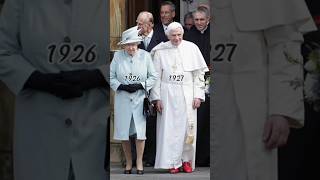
xmin=110 ymin=164 xmax=210 ymax=180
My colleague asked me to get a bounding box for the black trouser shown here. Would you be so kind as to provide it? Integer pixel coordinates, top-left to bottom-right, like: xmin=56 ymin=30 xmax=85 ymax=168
xmin=278 ymin=104 xmax=320 ymax=180
xmin=130 ymin=134 xmax=137 ymax=166
xmin=104 ymin=116 xmax=110 ymax=173
xmin=196 ymin=94 xmax=210 ymax=166
xmin=143 ymin=115 xmax=157 ymax=165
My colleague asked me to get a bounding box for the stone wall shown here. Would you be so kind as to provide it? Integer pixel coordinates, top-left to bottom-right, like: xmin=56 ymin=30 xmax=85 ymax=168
xmin=110 ymin=0 xmax=126 ymax=51
xmin=109 ymin=0 xmax=126 ymax=164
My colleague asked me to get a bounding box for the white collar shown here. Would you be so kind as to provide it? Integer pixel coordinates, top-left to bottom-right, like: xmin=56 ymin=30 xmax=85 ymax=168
xmin=200 ymin=25 xmax=208 ymax=34
xmin=162 ymin=24 xmax=168 ymax=31
xmin=144 ymin=30 xmax=153 ymax=39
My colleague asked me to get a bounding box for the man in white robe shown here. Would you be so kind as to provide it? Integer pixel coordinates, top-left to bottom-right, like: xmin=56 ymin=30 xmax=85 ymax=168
xmin=150 ymin=22 xmax=208 ymax=173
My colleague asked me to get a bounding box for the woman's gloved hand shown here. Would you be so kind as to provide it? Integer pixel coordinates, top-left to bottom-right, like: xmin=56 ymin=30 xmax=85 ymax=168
xmin=117 ymin=84 xmax=136 ymax=93
xmin=60 ymin=69 xmax=108 ymax=90
xmin=128 ymin=83 xmax=144 ymax=91
xmin=23 ymin=71 xmax=83 ymax=99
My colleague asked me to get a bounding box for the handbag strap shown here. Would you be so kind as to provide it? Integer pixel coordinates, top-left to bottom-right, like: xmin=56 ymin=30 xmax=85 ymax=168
xmin=144 ymin=81 xmax=150 ymax=98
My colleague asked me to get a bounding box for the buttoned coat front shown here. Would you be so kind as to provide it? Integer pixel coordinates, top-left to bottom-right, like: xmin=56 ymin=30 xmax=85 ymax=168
xmin=0 ymin=0 xmax=108 ymax=180
xmin=110 ymin=49 xmax=157 ymax=140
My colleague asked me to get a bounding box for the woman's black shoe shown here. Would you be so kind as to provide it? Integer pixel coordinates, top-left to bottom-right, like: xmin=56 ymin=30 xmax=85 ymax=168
xmin=136 ymin=169 xmax=144 ymax=175
xmin=123 ymin=169 xmax=132 ymax=174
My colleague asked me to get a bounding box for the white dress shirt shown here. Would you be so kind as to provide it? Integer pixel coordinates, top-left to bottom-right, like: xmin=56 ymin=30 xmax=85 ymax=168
xmin=143 ymin=30 xmax=153 ymax=48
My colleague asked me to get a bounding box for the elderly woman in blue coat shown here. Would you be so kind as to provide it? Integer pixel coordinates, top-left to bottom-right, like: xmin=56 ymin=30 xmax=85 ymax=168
xmin=110 ymin=26 xmax=158 ymax=174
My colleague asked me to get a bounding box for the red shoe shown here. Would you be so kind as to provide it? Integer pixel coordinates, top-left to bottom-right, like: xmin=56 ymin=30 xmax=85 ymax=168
xmin=182 ymin=162 xmax=192 ymax=173
xmin=169 ymin=168 xmax=180 ymax=174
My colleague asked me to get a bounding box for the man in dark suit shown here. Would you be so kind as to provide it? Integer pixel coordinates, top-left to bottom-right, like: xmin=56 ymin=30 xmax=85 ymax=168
xmin=278 ymin=1 xmax=320 ymax=179
xmin=183 ymin=12 xmax=194 ymax=32
xmin=153 ymin=1 xmax=176 ymax=43
xmin=137 ymin=11 xmax=161 ymax=52
xmin=184 ymin=6 xmax=211 ymax=167
xmin=136 ymin=11 xmax=162 ymax=167
xmin=184 ymin=6 xmax=210 ymax=65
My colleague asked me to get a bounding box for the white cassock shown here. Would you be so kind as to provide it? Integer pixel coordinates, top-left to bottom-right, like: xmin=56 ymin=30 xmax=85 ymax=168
xmin=212 ymin=0 xmax=316 ymax=180
xmin=150 ymin=40 xmax=208 ymax=170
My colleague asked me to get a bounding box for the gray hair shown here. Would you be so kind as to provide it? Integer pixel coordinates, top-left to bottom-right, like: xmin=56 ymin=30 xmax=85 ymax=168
xmin=160 ymin=1 xmax=176 ymax=12
xmin=137 ymin=11 xmax=154 ymax=25
xmin=193 ymin=6 xmax=210 ymax=18
xmin=184 ymin=12 xmax=193 ymax=23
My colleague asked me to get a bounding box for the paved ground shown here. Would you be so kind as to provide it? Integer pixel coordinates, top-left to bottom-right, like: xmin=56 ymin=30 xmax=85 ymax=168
xmin=110 ymin=163 xmax=210 ymax=180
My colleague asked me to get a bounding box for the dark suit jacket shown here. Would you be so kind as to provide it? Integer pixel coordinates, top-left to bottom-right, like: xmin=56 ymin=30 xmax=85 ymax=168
xmin=153 ymin=23 xmax=169 ymax=43
xmin=184 ymin=25 xmax=211 ymax=65
xmin=138 ymin=31 xmax=162 ymax=52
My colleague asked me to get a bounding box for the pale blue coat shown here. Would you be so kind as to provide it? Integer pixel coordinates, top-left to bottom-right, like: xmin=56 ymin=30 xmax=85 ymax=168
xmin=110 ymin=49 xmax=157 ymax=140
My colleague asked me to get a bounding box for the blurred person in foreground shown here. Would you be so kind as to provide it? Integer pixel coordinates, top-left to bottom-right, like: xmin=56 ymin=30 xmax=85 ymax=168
xmin=212 ymin=0 xmax=316 ymax=179
xmin=279 ymin=1 xmax=320 ymax=179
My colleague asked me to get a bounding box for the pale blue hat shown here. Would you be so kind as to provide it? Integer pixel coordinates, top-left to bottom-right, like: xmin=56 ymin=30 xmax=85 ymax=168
xmin=118 ymin=26 xmax=143 ymax=45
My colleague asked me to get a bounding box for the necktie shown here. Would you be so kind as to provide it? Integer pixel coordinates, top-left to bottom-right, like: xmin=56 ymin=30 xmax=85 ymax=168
xmin=144 ymin=37 xmax=149 ymax=48
xmin=164 ymin=27 xmax=168 ymax=35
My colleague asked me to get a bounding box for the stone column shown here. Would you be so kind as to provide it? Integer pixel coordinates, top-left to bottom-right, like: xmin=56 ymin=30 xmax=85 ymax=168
xmin=110 ymin=0 xmax=126 ymax=164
